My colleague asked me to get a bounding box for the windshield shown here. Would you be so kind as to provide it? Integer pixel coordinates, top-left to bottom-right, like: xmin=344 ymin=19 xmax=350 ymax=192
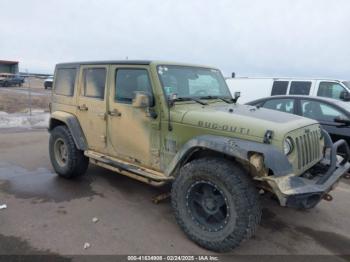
xmin=157 ymin=65 xmax=231 ymax=99
xmin=342 ymin=81 xmax=350 ymax=89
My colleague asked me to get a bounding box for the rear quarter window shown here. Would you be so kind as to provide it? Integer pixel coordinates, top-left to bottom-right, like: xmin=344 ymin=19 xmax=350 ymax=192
xmin=54 ymin=68 xmax=77 ymax=96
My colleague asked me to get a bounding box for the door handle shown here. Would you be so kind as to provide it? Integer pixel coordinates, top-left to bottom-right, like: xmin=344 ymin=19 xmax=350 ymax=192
xmin=108 ymin=108 xmax=122 ymax=117
xmin=78 ymin=104 xmax=88 ymax=111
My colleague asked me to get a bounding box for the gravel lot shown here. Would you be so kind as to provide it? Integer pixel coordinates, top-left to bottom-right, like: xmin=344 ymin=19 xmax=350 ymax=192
xmin=0 ymin=130 xmax=349 ymax=261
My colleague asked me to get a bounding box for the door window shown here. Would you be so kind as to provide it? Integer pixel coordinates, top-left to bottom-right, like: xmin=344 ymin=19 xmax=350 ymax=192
xmin=262 ymin=99 xmax=294 ymax=113
xmin=289 ymin=81 xmax=311 ymax=95
xmin=317 ymin=82 xmax=346 ymax=100
xmin=82 ymin=68 xmax=106 ymax=99
xmin=271 ymin=81 xmax=289 ymax=96
xmin=115 ymin=69 xmax=153 ymax=104
xmin=301 ymin=100 xmax=347 ymax=122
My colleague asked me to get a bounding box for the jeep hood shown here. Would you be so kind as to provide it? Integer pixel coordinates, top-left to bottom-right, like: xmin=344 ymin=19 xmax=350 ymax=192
xmin=171 ymin=103 xmax=319 ymax=141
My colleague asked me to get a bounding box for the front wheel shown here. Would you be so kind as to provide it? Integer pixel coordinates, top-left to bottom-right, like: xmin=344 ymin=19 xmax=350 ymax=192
xmin=171 ymin=158 xmax=261 ymax=252
xmin=49 ymin=125 xmax=89 ymax=178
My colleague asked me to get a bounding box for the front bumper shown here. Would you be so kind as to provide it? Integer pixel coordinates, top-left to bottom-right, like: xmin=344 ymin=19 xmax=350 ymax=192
xmin=263 ymin=137 xmax=350 ymax=209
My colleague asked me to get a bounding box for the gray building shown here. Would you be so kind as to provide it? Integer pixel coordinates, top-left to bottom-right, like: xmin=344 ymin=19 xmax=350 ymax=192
xmin=0 ymin=60 xmax=19 ymax=74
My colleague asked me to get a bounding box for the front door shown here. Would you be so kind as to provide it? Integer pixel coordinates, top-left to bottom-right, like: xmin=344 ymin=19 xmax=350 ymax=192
xmin=299 ymin=98 xmax=350 ymax=151
xmin=77 ymin=65 xmax=108 ymax=153
xmin=107 ymin=65 xmax=160 ymax=169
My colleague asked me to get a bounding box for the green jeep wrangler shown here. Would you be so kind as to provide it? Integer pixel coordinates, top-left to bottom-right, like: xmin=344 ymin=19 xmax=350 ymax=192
xmin=48 ymin=60 xmax=350 ymax=252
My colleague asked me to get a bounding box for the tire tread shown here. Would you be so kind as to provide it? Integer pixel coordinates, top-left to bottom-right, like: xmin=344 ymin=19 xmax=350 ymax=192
xmin=171 ymin=157 xmax=261 ymax=252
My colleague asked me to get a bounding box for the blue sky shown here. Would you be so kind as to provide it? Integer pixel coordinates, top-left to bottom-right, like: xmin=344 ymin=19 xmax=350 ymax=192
xmin=0 ymin=0 xmax=349 ymax=79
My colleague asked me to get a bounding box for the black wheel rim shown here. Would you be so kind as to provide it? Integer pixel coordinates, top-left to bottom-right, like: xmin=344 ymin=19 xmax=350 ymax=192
xmin=186 ymin=180 xmax=229 ymax=232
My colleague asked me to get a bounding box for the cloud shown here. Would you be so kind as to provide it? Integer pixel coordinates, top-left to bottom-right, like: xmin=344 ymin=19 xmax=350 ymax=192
xmin=0 ymin=0 xmax=349 ymax=79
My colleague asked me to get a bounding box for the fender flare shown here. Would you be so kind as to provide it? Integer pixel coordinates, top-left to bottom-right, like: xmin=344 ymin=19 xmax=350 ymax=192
xmin=165 ymin=135 xmax=293 ymax=177
xmin=48 ymin=111 xmax=87 ymax=150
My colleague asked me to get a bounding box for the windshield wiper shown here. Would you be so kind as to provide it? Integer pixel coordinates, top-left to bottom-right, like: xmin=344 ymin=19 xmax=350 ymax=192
xmin=199 ymin=95 xmax=234 ymax=104
xmin=174 ymin=97 xmax=208 ymax=105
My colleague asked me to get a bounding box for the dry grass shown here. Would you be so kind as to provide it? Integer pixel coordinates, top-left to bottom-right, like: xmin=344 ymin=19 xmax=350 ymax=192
xmin=0 ymin=77 xmax=50 ymax=113
xmin=0 ymin=92 xmax=50 ymax=113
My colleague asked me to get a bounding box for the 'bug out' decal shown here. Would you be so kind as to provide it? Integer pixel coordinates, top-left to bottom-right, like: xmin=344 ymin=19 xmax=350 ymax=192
xmin=198 ymin=121 xmax=250 ymax=135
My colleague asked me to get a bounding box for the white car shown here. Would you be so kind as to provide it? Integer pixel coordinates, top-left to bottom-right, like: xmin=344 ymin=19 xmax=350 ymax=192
xmin=44 ymin=76 xmax=53 ymax=89
xmin=226 ymin=77 xmax=350 ymax=104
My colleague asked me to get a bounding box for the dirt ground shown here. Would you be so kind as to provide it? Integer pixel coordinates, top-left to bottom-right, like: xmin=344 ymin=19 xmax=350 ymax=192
xmin=0 ymin=130 xmax=349 ymax=261
xmin=0 ymin=77 xmax=50 ymax=113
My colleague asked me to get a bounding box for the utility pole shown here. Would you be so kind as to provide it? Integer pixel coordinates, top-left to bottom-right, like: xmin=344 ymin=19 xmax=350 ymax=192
xmin=26 ymin=69 xmax=32 ymax=117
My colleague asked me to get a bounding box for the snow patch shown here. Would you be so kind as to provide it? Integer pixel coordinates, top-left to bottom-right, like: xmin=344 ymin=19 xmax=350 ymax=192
xmin=0 ymin=111 xmax=49 ymax=129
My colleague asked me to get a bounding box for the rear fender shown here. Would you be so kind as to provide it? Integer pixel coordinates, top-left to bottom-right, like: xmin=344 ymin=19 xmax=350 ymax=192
xmin=49 ymin=111 xmax=87 ymax=150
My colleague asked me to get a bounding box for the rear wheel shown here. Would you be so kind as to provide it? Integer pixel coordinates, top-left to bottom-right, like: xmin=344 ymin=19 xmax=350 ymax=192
xmin=171 ymin=158 xmax=261 ymax=252
xmin=49 ymin=125 xmax=89 ymax=178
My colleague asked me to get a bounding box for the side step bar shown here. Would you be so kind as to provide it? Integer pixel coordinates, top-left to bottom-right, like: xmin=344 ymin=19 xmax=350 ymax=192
xmin=85 ymin=150 xmax=173 ymax=186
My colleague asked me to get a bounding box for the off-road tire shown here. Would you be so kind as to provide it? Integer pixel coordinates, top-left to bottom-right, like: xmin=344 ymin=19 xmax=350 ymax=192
xmin=171 ymin=158 xmax=261 ymax=252
xmin=49 ymin=125 xmax=89 ymax=178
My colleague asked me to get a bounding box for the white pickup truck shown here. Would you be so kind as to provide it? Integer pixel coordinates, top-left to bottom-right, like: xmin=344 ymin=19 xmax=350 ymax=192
xmin=226 ymin=77 xmax=350 ymax=104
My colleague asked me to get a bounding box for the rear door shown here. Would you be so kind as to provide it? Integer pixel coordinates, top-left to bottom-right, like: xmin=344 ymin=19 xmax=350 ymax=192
xmin=261 ymin=98 xmax=296 ymax=114
xmin=77 ymin=65 xmax=108 ymax=153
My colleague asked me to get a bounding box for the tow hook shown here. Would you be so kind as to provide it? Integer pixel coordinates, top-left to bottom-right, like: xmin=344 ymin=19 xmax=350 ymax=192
xmin=344 ymin=173 xmax=350 ymax=179
xmin=323 ymin=194 xmax=333 ymax=202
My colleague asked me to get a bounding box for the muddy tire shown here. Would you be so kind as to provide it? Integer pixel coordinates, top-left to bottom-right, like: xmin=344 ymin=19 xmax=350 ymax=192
xmin=49 ymin=125 xmax=89 ymax=178
xmin=171 ymin=158 xmax=261 ymax=252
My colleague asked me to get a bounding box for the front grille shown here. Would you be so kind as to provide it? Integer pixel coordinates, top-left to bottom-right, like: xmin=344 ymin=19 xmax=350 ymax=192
xmin=295 ymin=130 xmax=321 ymax=169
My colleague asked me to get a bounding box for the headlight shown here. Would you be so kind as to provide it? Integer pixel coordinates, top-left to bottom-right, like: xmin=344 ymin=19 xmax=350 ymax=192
xmin=284 ymin=137 xmax=294 ymax=155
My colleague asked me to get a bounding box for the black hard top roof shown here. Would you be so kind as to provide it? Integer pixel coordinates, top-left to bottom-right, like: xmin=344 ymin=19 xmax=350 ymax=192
xmin=56 ymin=60 xmax=152 ymax=67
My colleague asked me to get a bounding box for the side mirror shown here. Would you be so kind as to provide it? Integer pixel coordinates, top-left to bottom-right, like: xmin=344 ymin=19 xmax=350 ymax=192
xmin=132 ymin=92 xmax=151 ymax=108
xmin=233 ymin=91 xmax=241 ymax=103
xmin=167 ymin=93 xmax=178 ymax=107
xmin=340 ymin=91 xmax=350 ymax=101
xmin=334 ymin=115 xmax=350 ymax=126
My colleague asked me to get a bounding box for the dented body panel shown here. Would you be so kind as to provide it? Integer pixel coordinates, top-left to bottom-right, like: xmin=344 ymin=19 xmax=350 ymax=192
xmin=164 ymin=135 xmax=293 ymax=177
